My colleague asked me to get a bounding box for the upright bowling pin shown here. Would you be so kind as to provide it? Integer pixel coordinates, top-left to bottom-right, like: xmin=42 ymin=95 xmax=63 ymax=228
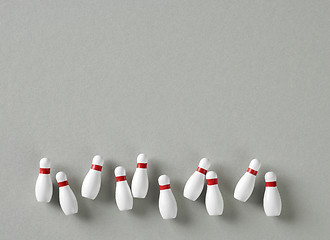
xmin=234 ymin=159 xmax=261 ymax=202
xmin=56 ymin=172 xmax=78 ymax=215
xmin=263 ymin=172 xmax=282 ymax=216
xmin=81 ymin=155 xmax=104 ymax=200
xmin=158 ymin=175 xmax=177 ymax=219
xmin=115 ymin=166 xmax=133 ymax=211
xmin=35 ymin=158 xmax=53 ymax=202
xmin=205 ymin=171 xmax=224 ymax=216
xmin=131 ymin=153 xmax=149 ymax=198
xmin=183 ymin=158 xmax=211 ymax=201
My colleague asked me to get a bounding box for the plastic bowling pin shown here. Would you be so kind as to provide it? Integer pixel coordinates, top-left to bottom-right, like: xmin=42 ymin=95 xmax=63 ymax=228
xmin=56 ymin=172 xmax=78 ymax=215
xmin=131 ymin=153 xmax=149 ymax=198
xmin=35 ymin=158 xmax=53 ymax=202
xmin=115 ymin=166 xmax=133 ymax=211
xmin=263 ymin=172 xmax=282 ymax=216
xmin=183 ymin=158 xmax=211 ymax=201
xmin=158 ymin=175 xmax=177 ymax=219
xmin=205 ymin=171 xmax=224 ymax=216
xmin=234 ymin=159 xmax=261 ymax=202
xmin=81 ymin=155 xmax=104 ymax=200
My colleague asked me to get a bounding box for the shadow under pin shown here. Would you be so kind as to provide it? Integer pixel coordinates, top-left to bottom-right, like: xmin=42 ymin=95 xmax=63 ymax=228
xmin=96 ymin=158 xmax=115 ymax=203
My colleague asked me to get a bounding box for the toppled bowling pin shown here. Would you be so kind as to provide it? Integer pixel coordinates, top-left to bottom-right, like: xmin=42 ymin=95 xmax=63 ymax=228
xmin=35 ymin=158 xmax=53 ymax=202
xmin=81 ymin=155 xmax=104 ymax=200
xmin=131 ymin=153 xmax=149 ymax=198
xmin=234 ymin=159 xmax=261 ymax=202
xmin=115 ymin=166 xmax=133 ymax=211
xmin=183 ymin=158 xmax=211 ymax=201
xmin=263 ymin=172 xmax=282 ymax=216
xmin=56 ymin=172 xmax=78 ymax=215
xmin=158 ymin=175 xmax=177 ymax=219
xmin=205 ymin=171 xmax=224 ymax=216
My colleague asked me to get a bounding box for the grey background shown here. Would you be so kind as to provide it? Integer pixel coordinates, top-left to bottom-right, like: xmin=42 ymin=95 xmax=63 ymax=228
xmin=1 ymin=1 xmax=329 ymax=239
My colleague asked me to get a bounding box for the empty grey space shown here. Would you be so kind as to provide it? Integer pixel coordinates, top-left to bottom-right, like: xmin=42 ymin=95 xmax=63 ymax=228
xmin=1 ymin=1 xmax=329 ymax=239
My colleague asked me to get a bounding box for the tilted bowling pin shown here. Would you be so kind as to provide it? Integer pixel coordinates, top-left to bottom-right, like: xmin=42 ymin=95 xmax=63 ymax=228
xmin=115 ymin=166 xmax=133 ymax=211
xmin=56 ymin=172 xmax=78 ymax=215
xmin=158 ymin=175 xmax=177 ymax=219
xmin=35 ymin=158 xmax=53 ymax=202
xmin=183 ymin=158 xmax=211 ymax=201
xmin=234 ymin=159 xmax=261 ymax=202
xmin=81 ymin=155 xmax=104 ymax=200
xmin=263 ymin=172 xmax=282 ymax=216
xmin=131 ymin=153 xmax=149 ymax=198
xmin=205 ymin=171 xmax=224 ymax=216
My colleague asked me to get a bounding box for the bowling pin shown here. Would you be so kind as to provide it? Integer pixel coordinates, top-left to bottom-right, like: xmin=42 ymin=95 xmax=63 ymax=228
xmin=81 ymin=155 xmax=104 ymax=200
xmin=205 ymin=171 xmax=224 ymax=216
xmin=183 ymin=158 xmax=211 ymax=201
xmin=114 ymin=166 xmax=133 ymax=211
xmin=56 ymin=172 xmax=78 ymax=215
xmin=131 ymin=153 xmax=149 ymax=198
xmin=158 ymin=175 xmax=177 ymax=219
xmin=35 ymin=158 xmax=53 ymax=202
xmin=263 ymin=172 xmax=282 ymax=216
xmin=234 ymin=159 xmax=261 ymax=202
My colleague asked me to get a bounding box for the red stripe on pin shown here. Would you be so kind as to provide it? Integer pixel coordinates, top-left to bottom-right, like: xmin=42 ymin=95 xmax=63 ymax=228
xmin=58 ymin=181 xmax=68 ymax=187
xmin=40 ymin=168 xmax=50 ymax=174
xmin=91 ymin=164 xmax=102 ymax=171
xmin=116 ymin=176 xmax=126 ymax=182
xmin=159 ymin=184 xmax=171 ymax=190
xmin=247 ymin=168 xmax=258 ymax=176
xmin=207 ymin=178 xmax=218 ymax=185
xmin=266 ymin=181 xmax=277 ymax=187
xmin=137 ymin=163 xmax=147 ymax=168
xmin=196 ymin=167 xmax=207 ymax=175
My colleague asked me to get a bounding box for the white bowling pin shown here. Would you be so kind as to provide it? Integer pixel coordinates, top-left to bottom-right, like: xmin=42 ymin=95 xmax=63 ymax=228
xmin=35 ymin=158 xmax=53 ymax=202
xmin=81 ymin=155 xmax=104 ymax=200
xmin=56 ymin=172 xmax=78 ymax=215
xmin=234 ymin=159 xmax=261 ymax=202
xmin=205 ymin=171 xmax=224 ymax=216
xmin=131 ymin=153 xmax=149 ymax=198
xmin=263 ymin=172 xmax=282 ymax=216
xmin=158 ymin=175 xmax=177 ymax=219
xmin=183 ymin=158 xmax=211 ymax=201
xmin=115 ymin=166 xmax=133 ymax=211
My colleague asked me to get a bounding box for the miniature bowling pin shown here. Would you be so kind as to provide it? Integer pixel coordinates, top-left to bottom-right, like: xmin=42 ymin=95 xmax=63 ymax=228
xmin=205 ymin=171 xmax=224 ymax=216
xmin=56 ymin=172 xmax=78 ymax=215
xmin=158 ymin=175 xmax=177 ymax=219
xmin=115 ymin=166 xmax=133 ymax=211
xmin=35 ymin=158 xmax=53 ymax=202
xmin=183 ymin=158 xmax=211 ymax=201
xmin=263 ymin=172 xmax=282 ymax=216
xmin=81 ymin=155 xmax=104 ymax=200
xmin=234 ymin=159 xmax=261 ymax=202
xmin=131 ymin=153 xmax=149 ymax=198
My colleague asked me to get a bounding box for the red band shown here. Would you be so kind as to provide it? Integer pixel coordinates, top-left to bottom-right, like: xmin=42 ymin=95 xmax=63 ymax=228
xmin=207 ymin=178 xmax=218 ymax=185
xmin=58 ymin=181 xmax=68 ymax=187
xmin=196 ymin=167 xmax=207 ymax=175
xmin=266 ymin=181 xmax=277 ymax=187
xmin=40 ymin=168 xmax=50 ymax=174
xmin=247 ymin=168 xmax=258 ymax=176
xmin=116 ymin=176 xmax=126 ymax=182
xmin=91 ymin=164 xmax=102 ymax=171
xmin=137 ymin=163 xmax=147 ymax=168
xmin=159 ymin=184 xmax=171 ymax=190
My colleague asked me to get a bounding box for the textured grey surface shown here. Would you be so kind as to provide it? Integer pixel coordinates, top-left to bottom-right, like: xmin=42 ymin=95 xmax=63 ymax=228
xmin=1 ymin=1 xmax=330 ymax=239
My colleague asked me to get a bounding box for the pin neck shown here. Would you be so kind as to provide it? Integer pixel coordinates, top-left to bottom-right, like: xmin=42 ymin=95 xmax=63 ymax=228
xmin=159 ymin=184 xmax=170 ymax=190
xmin=58 ymin=181 xmax=68 ymax=187
xmin=116 ymin=176 xmax=126 ymax=182
xmin=91 ymin=164 xmax=102 ymax=171
xmin=265 ymin=181 xmax=277 ymax=187
xmin=196 ymin=167 xmax=207 ymax=175
xmin=247 ymin=168 xmax=258 ymax=176
xmin=137 ymin=163 xmax=147 ymax=169
xmin=206 ymin=178 xmax=218 ymax=185
xmin=40 ymin=168 xmax=50 ymax=174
